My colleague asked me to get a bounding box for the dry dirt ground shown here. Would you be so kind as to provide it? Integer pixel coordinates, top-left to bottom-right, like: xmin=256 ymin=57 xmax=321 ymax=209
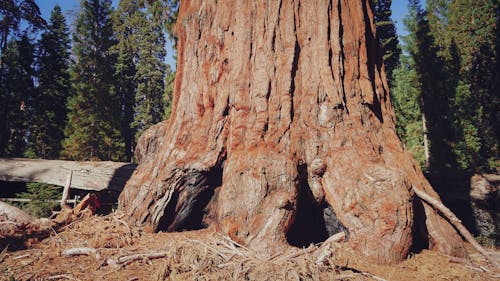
xmin=1 ymin=212 xmax=498 ymax=281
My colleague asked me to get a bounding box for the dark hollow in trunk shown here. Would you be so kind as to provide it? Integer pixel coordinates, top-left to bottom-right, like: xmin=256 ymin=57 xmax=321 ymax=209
xmin=118 ymin=0 xmax=466 ymax=263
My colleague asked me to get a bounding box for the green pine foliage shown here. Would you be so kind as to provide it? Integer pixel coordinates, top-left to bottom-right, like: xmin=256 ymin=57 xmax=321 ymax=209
xmin=412 ymin=1 xmax=457 ymax=173
xmin=132 ymin=1 xmax=167 ymax=139
xmin=114 ymin=0 xmax=178 ymax=145
xmin=445 ymin=0 xmax=498 ymax=172
xmin=390 ymin=1 xmax=427 ymax=169
xmin=0 ymin=35 xmax=35 ymax=157
xmin=391 ymin=54 xmax=426 ymax=168
xmin=0 ymin=0 xmax=45 ymax=155
xmin=392 ymin=0 xmax=499 ymax=174
xmin=113 ymin=0 xmax=140 ymax=161
xmin=371 ymin=0 xmax=402 ymax=86
xmin=161 ymin=0 xmax=179 ymax=43
xmin=19 ymin=6 xmax=71 ymax=217
xmin=62 ymin=0 xmax=125 ymax=161
xmin=164 ymin=64 xmax=175 ymax=119
xmin=18 ymin=182 xmax=60 ymax=218
xmin=26 ymin=5 xmax=70 ymax=159
xmin=0 ymin=0 xmax=45 ymax=58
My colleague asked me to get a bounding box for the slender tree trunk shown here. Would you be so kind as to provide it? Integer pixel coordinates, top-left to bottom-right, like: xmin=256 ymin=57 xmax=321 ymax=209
xmin=119 ymin=0 xmax=466 ymax=263
xmin=422 ymin=113 xmax=430 ymax=169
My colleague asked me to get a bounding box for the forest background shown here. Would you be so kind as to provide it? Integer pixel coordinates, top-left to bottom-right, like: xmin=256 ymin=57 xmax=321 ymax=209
xmin=0 ymin=0 xmax=498 ymax=221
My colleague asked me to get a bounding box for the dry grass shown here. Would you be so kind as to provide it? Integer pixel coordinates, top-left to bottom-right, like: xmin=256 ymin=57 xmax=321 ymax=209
xmin=0 ymin=212 xmax=498 ymax=281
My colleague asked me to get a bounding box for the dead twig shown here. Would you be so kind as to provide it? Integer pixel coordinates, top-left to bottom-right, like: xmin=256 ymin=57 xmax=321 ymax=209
xmin=12 ymin=253 xmax=30 ymax=260
xmin=61 ymin=247 xmax=100 ymax=259
xmin=413 ymin=186 xmax=500 ymax=270
xmin=113 ymin=216 xmax=132 ymax=236
xmin=274 ymin=231 xmax=346 ymax=263
xmin=47 ymin=274 xmax=75 ymax=280
xmin=106 ymin=251 xmax=168 ymax=267
xmin=0 ymin=245 xmax=9 ymax=263
xmin=320 ymin=232 xmax=346 ymax=248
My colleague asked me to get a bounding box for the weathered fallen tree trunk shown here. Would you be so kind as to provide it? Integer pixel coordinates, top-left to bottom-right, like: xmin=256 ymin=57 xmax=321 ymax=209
xmin=0 ymin=194 xmax=99 ymax=249
xmin=0 ymin=158 xmax=136 ymax=192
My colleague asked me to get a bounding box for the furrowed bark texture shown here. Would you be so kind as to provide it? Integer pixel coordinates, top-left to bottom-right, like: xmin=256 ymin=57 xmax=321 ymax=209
xmin=119 ymin=0 xmax=466 ymax=263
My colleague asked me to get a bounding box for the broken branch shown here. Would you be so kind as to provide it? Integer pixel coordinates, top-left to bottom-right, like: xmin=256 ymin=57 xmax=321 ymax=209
xmin=413 ymin=186 xmax=500 ymax=270
xmin=61 ymin=247 xmax=99 ymax=259
xmin=105 ymin=251 xmax=168 ymax=267
xmin=60 ymin=171 xmax=73 ymax=209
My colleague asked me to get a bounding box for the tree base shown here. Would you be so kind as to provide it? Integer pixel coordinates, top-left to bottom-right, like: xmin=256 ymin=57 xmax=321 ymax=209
xmin=119 ymin=0 xmax=467 ymax=264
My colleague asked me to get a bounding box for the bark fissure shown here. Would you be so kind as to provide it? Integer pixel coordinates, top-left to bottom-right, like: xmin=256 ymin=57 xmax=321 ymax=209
xmin=336 ymin=0 xmax=348 ymax=114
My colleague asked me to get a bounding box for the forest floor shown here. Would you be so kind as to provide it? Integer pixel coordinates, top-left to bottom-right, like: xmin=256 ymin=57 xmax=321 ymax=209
xmin=0 ymin=212 xmax=498 ymax=281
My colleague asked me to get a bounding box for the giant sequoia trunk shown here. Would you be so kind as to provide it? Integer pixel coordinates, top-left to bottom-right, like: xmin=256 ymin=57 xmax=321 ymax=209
xmin=119 ymin=0 xmax=466 ymax=263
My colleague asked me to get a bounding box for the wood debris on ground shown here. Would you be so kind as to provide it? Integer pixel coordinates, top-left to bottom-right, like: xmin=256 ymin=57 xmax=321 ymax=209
xmin=0 ymin=212 xmax=498 ymax=281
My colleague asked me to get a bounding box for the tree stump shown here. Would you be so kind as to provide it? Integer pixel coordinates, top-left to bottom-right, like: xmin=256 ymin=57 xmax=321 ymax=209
xmin=118 ymin=0 xmax=466 ymax=263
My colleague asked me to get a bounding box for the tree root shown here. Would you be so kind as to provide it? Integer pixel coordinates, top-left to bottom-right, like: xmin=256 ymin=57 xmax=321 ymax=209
xmin=413 ymin=186 xmax=499 ymax=270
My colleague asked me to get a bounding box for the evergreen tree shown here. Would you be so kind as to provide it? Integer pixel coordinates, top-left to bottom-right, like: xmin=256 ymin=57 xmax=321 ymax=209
xmin=17 ymin=182 xmax=60 ymax=217
xmin=0 ymin=0 xmax=45 ymax=155
xmin=143 ymin=0 xmax=179 ymax=43
xmin=113 ymin=0 xmax=140 ymax=161
xmin=394 ymin=0 xmax=499 ymax=173
xmin=114 ymin=0 xmax=177 ymax=159
xmin=62 ymin=0 xmax=125 ymax=161
xmin=391 ymin=0 xmax=427 ymax=169
xmin=26 ymin=5 xmax=70 ymax=159
xmin=392 ymin=54 xmax=426 ymax=168
xmin=18 ymin=6 xmax=71 ymax=217
xmin=371 ymin=0 xmax=401 ymax=86
xmin=164 ymin=64 xmax=175 ymax=118
xmin=1 ymin=34 xmax=35 ymax=156
xmin=0 ymin=0 xmax=45 ymax=66
xmin=445 ymin=0 xmax=498 ymax=172
xmin=132 ymin=0 xmax=167 ymax=139
xmin=413 ymin=1 xmax=458 ymax=173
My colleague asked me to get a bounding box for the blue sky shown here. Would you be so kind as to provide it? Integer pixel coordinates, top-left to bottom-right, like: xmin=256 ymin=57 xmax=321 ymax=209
xmin=36 ymin=0 xmax=419 ymax=68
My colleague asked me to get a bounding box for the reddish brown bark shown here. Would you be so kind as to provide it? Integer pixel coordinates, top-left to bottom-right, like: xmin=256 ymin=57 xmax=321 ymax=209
xmin=118 ymin=0 xmax=466 ymax=263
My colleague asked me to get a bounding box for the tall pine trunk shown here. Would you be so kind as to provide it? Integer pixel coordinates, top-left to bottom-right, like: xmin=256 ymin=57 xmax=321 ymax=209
xmin=119 ymin=0 xmax=465 ymax=263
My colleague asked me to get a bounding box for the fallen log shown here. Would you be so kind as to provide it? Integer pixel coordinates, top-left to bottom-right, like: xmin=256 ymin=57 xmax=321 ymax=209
xmin=0 ymin=158 xmax=137 ymax=192
xmin=0 ymin=194 xmax=100 ymax=249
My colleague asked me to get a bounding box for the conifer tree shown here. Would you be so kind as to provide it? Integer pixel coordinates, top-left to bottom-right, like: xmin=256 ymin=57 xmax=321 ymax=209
xmin=62 ymin=0 xmax=125 ymax=161
xmin=412 ymin=1 xmax=458 ymax=173
xmin=113 ymin=0 xmax=140 ymax=161
xmin=114 ymin=0 xmax=177 ymax=159
xmin=26 ymin=5 xmax=70 ymax=159
xmin=163 ymin=64 xmax=175 ymax=118
xmin=391 ymin=0 xmax=427 ymax=169
xmin=1 ymin=35 xmax=35 ymax=156
xmin=392 ymin=54 xmax=426 ymax=168
xmin=18 ymin=6 xmax=71 ymax=216
xmin=0 ymin=0 xmax=44 ymax=156
xmin=394 ymin=0 xmax=499 ymax=173
xmin=0 ymin=0 xmax=45 ymax=68
xmin=445 ymin=0 xmax=498 ymax=172
xmin=371 ymin=0 xmax=401 ymax=86
xmin=131 ymin=0 xmax=167 ymax=139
